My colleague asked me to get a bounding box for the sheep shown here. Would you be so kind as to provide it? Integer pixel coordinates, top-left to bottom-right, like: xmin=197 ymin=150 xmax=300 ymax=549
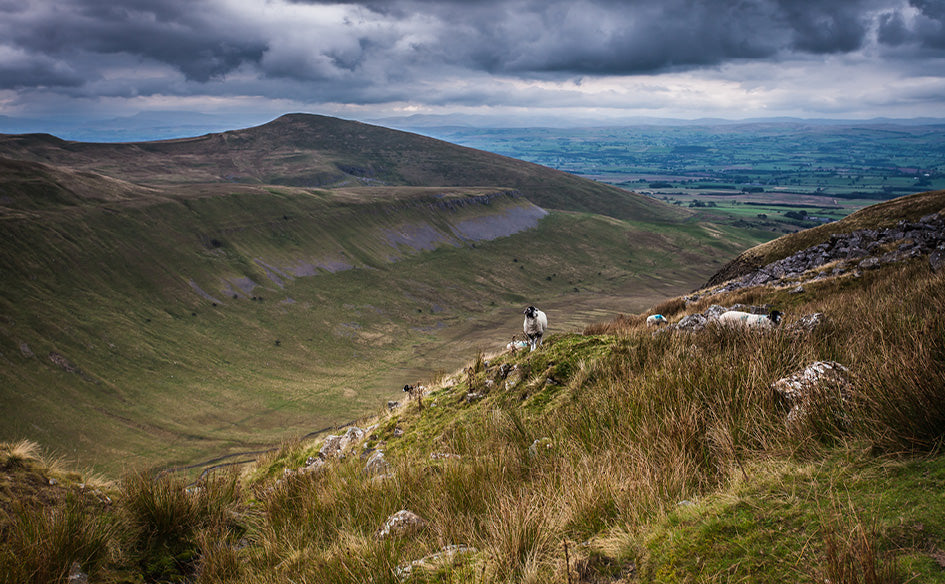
xmin=523 ymin=306 xmax=548 ymax=351
xmin=403 ymin=382 xmax=426 ymax=410
xmin=717 ymin=309 xmax=783 ymax=328
xmin=506 ymin=334 xmax=530 ymax=352
xmin=646 ymin=314 xmax=668 ymax=327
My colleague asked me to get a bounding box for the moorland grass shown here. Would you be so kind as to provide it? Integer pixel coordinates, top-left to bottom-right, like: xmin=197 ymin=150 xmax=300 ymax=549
xmin=1 ymin=259 xmax=942 ymax=582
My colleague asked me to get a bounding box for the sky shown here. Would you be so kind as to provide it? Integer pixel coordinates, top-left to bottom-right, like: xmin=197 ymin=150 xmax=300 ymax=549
xmin=1 ymin=0 xmax=944 ymax=137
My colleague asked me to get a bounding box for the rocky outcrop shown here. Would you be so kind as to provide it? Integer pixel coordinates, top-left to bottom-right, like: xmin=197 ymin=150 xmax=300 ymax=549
xmin=318 ymin=426 xmax=365 ymax=459
xmin=704 ymin=212 xmax=945 ymax=295
xmin=664 ymin=304 xmax=769 ymax=332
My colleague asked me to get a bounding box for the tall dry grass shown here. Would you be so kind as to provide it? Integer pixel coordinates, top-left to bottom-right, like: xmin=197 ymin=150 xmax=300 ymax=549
xmin=0 ymin=497 xmax=115 ymax=584
xmin=1 ymin=261 xmax=940 ymax=582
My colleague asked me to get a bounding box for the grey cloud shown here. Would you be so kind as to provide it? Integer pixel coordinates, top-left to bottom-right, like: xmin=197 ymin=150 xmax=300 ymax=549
xmin=0 ymin=0 xmax=943 ymax=117
xmin=878 ymin=0 xmax=945 ymax=51
xmin=0 ymin=57 xmax=85 ymax=90
xmin=6 ymin=1 xmax=266 ymax=82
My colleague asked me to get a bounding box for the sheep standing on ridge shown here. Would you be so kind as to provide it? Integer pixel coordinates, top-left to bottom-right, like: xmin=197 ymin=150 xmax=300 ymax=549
xmin=646 ymin=314 xmax=668 ymax=327
xmin=523 ymin=306 xmax=548 ymax=351
xmin=718 ymin=309 xmax=783 ymax=328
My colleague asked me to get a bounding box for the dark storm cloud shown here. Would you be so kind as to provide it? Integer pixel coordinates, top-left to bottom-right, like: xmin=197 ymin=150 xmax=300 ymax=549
xmin=1 ymin=0 xmax=944 ymax=118
xmin=3 ymin=1 xmax=266 ymax=83
xmin=286 ymin=0 xmax=901 ymax=74
xmin=4 ymin=0 xmax=932 ymax=88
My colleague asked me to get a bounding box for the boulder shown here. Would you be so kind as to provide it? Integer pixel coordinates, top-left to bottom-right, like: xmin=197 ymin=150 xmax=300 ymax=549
xmin=364 ymin=450 xmax=390 ymax=476
xmin=395 ymin=544 xmax=478 ymax=581
xmin=931 ymin=247 xmax=945 ymax=273
xmin=786 ymin=312 xmax=826 ymax=333
xmin=771 ymin=361 xmax=852 ymax=426
xmin=375 ymin=510 xmax=427 ymax=540
xmin=673 ymin=313 xmax=708 ymax=332
xmin=319 ymin=426 xmax=365 ymax=458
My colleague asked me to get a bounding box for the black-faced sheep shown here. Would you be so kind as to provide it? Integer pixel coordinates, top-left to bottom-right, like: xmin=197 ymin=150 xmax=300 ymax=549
xmin=523 ymin=306 xmax=548 ymax=351
xmin=403 ymin=382 xmax=426 ymax=410
xmin=718 ymin=309 xmax=783 ymax=328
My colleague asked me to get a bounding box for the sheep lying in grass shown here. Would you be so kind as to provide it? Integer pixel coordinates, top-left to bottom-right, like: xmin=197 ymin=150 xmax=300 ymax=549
xmin=718 ymin=309 xmax=783 ymax=328
xmin=646 ymin=314 xmax=668 ymax=327
xmin=523 ymin=306 xmax=547 ymax=351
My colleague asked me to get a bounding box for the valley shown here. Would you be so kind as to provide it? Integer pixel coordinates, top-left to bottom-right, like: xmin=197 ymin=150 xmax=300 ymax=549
xmin=0 ymin=115 xmax=765 ymax=474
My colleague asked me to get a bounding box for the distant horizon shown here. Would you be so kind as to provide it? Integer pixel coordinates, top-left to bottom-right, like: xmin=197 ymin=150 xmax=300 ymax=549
xmin=3 ymin=110 xmax=945 ymax=144
xmin=3 ymin=1 xmax=944 ymax=142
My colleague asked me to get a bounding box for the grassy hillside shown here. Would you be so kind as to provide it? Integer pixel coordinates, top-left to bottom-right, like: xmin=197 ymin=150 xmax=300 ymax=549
xmin=0 ymin=153 xmax=760 ymax=474
xmin=0 ymin=114 xmax=686 ymax=223
xmin=2 ymin=194 xmax=942 ymax=583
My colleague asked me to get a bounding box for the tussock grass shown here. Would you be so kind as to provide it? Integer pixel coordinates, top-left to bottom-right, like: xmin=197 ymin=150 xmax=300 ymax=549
xmin=119 ymin=469 xmax=245 ymax=581
xmin=1 ymin=257 xmax=942 ymax=582
xmin=0 ymin=439 xmax=42 ymax=468
xmin=819 ymin=500 xmax=903 ymax=584
xmin=0 ymin=497 xmax=114 ymax=584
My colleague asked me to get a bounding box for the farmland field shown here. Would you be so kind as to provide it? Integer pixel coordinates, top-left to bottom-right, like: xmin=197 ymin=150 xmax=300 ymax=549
xmin=409 ymin=120 xmax=945 ymax=232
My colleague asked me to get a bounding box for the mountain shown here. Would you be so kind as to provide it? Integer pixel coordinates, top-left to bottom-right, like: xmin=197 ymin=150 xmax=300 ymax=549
xmin=0 ymin=114 xmax=763 ymax=474
xmin=0 ymin=113 xmax=681 ymax=222
xmin=2 ymin=189 xmax=942 ymax=583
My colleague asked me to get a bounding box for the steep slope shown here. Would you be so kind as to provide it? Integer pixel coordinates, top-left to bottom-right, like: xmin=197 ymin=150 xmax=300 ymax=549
xmin=0 ymin=141 xmax=760 ymax=473
xmin=0 ymin=114 xmax=685 ymax=222
xmin=2 ymin=192 xmax=941 ymax=583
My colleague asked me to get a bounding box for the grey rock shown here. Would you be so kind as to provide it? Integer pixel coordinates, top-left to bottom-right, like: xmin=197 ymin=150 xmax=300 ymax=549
xmin=931 ymin=247 xmax=945 ymax=273
xmin=375 ymin=510 xmax=427 ymax=540
xmin=771 ymin=361 xmax=852 ymax=426
xmin=364 ymin=450 xmax=390 ymax=476
xmin=858 ymin=257 xmax=881 ymax=270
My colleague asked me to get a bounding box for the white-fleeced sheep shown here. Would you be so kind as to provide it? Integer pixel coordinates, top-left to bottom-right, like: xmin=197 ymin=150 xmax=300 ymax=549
xmin=523 ymin=306 xmax=548 ymax=351
xmin=646 ymin=314 xmax=668 ymax=326
xmin=718 ymin=309 xmax=783 ymax=328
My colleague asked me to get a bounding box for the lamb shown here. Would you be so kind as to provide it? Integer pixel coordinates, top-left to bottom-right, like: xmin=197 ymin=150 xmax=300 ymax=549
xmin=718 ymin=309 xmax=783 ymax=328
xmin=646 ymin=314 xmax=668 ymax=327
xmin=522 ymin=306 xmax=548 ymax=351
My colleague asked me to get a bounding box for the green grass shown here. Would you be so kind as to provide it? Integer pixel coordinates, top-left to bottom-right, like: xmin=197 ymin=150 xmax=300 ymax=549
xmin=1 ymin=245 xmax=943 ymax=582
xmin=0 ymin=182 xmax=764 ymax=475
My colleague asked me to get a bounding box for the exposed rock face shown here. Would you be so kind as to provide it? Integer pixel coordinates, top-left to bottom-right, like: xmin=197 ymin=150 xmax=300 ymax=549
xmin=319 ymin=426 xmax=365 ymax=459
xmin=771 ymin=361 xmax=853 ymax=426
xmin=375 ymin=510 xmax=427 ymax=540
xmin=705 ymin=212 xmax=945 ymax=295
